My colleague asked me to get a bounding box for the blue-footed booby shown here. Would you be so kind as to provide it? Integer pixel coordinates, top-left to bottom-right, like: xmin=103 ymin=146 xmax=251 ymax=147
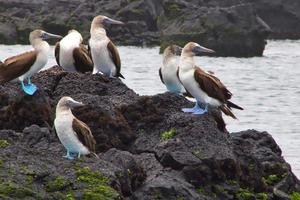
xmin=0 ymin=30 xmax=62 ymax=95
xmin=89 ymin=15 xmax=125 ymax=78
xmin=159 ymin=45 xmax=186 ymax=94
xmin=178 ymin=42 xmax=243 ymax=118
xmin=55 ymin=30 xmax=93 ymax=73
xmin=54 ymin=96 xmax=97 ymax=160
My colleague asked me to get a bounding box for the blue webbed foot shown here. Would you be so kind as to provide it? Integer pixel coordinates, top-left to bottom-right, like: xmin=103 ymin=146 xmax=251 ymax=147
xmin=193 ymin=104 xmax=208 ymax=115
xmin=63 ymin=151 xmax=74 ymax=160
xmin=21 ymin=81 xmax=37 ymax=95
xmin=182 ymin=102 xmax=201 ymax=113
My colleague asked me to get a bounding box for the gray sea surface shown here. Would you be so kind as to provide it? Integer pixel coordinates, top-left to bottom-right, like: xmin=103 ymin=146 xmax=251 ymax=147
xmin=0 ymin=40 xmax=299 ymax=178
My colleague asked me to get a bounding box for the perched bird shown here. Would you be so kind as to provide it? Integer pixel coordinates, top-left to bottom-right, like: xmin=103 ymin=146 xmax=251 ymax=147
xmin=159 ymin=45 xmax=186 ymax=94
xmin=0 ymin=29 xmax=62 ymax=95
xmin=54 ymin=96 xmax=97 ymax=160
xmin=89 ymin=15 xmax=124 ymax=78
xmin=178 ymin=42 xmax=243 ymax=118
xmin=55 ymin=30 xmax=93 ymax=73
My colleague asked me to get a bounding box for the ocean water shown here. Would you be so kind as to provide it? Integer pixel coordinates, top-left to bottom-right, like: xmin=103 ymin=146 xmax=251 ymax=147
xmin=0 ymin=40 xmax=299 ymax=178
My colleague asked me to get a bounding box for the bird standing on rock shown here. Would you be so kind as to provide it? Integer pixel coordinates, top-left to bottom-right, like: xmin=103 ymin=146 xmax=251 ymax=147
xmin=178 ymin=42 xmax=243 ymax=118
xmin=55 ymin=29 xmax=93 ymax=73
xmin=89 ymin=15 xmax=125 ymax=78
xmin=54 ymin=96 xmax=97 ymax=160
xmin=0 ymin=29 xmax=62 ymax=95
xmin=159 ymin=45 xmax=186 ymax=94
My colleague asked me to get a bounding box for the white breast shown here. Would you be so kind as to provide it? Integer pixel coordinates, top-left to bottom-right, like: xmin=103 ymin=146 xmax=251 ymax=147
xmin=54 ymin=112 xmax=89 ymax=155
xmin=59 ymin=36 xmax=80 ymax=72
xmin=89 ymin=37 xmax=116 ymax=76
xmin=161 ymin=57 xmax=185 ymax=93
xmin=19 ymin=43 xmax=49 ymax=81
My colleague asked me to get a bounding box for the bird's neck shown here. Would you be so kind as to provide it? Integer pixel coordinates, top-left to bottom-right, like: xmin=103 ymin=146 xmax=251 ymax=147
xmin=32 ymin=40 xmax=50 ymax=54
xmin=163 ymin=55 xmax=177 ymax=69
xmin=179 ymin=54 xmax=195 ymax=72
xmin=56 ymin=106 xmax=73 ymax=117
xmin=90 ymin=26 xmax=107 ymax=40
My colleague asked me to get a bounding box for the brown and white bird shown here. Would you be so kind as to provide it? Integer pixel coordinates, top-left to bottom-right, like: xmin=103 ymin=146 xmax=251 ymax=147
xmin=0 ymin=29 xmax=62 ymax=95
xmin=55 ymin=30 xmax=93 ymax=73
xmin=54 ymin=96 xmax=97 ymax=159
xmin=159 ymin=45 xmax=186 ymax=94
xmin=178 ymin=42 xmax=243 ymax=118
xmin=89 ymin=15 xmax=124 ymax=78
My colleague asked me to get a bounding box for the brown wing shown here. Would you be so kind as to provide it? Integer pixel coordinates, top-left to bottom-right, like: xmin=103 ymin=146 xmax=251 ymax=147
xmin=0 ymin=51 xmax=37 ymax=84
xmin=107 ymin=41 xmax=124 ymax=78
xmin=194 ymin=68 xmax=232 ymax=103
xmin=73 ymin=44 xmax=93 ymax=73
xmin=72 ymin=118 xmax=96 ymax=153
xmin=159 ymin=68 xmax=164 ymax=84
xmin=54 ymin=42 xmax=60 ymax=66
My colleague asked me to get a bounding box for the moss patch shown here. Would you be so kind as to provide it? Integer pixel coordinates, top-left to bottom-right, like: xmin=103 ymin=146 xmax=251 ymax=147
xmin=291 ymin=192 xmax=300 ymax=200
xmin=257 ymin=193 xmax=268 ymax=200
xmin=262 ymin=174 xmax=281 ymax=185
xmin=46 ymin=176 xmax=71 ymax=192
xmin=160 ymin=128 xmax=177 ymax=141
xmin=236 ymin=188 xmax=255 ymax=200
xmin=0 ymin=182 xmax=36 ymax=198
xmin=0 ymin=140 xmax=10 ymax=148
xmin=75 ymin=166 xmax=119 ymax=200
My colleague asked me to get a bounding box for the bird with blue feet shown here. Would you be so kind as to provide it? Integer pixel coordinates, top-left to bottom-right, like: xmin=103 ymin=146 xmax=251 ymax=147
xmin=178 ymin=42 xmax=243 ymax=119
xmin=89 ymin=15 xmax=125 ymax=78
xmin=0 ymin=29 xmax=62 ymax=95
xmin=54 ymin=96 xmax=98 ymax=160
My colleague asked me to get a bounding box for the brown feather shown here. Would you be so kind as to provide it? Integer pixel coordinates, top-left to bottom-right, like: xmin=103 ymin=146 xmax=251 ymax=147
xmin=0 ymin=51 xmax=37 ymax=84
xmin=73 ymin=44 xmax=93 ymax=73
xmin=219 ymin=105 xmax=237 ymax=119
xmin=159 ymin=68 xmax=164 ymax=84
xmin=72 ymin=118 xmax=96 ymax=153
xmin=107 ymin=41 xmax=124 ymax=78
xmin=54 ymin=42 xmax=60 ymax=66
xmin=194 ymin=68 xmax=232 ymax=103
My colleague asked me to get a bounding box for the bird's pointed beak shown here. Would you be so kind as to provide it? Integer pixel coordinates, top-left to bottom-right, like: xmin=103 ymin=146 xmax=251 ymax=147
xmin=175 ymin=46 xmax=183 ymax=56
xmin=70 ymin=100 xmax=84 ymax=108
xmin=194 ymin=45 xmax=215 ymax=54
xmin=103 ymin=17 xmax=125 ymax=25
xmin=42 ymin=32 xmax=63 ymax=40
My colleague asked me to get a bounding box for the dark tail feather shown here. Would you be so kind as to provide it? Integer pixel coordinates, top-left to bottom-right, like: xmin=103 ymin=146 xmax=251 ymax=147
xmin=118 ymin=73 xmax=125 ymax=79
xmin=227 ymin=101 xmax=243 ymax=110
xmin=211 ymin=110 xmax=227 ymax=133
xmin=220 ymin=105 xmax=237 ymax=119
xmin=90 ymin=152 xmax=99 ymax=159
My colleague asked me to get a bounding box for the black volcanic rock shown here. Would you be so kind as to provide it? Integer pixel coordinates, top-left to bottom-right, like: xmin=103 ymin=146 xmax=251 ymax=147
xmin=0 ymin=67 xmax=299 ymax=199
xmin=0 ymin=0 xmax=275 ymax=57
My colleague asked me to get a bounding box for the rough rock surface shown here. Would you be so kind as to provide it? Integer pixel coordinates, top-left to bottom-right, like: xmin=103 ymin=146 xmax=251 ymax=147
xmin=0 ymin=67 xmax=299 ymax=199
xmin=0 ymin=0 xmax=283 ymax=57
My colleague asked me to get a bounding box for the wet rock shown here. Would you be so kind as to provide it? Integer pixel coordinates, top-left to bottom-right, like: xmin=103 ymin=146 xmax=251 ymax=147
xmin=0 ymin=0 xmax=276 ymax=57
xmin=0 ymin=67 xmax=299 ymax=199
xmin=158 ymin=2 xmax=270 ymax=57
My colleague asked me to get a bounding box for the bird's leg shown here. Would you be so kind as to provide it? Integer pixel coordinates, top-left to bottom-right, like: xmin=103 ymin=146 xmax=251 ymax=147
xmin=63 ymin=150 xmax=74 ymax=160
xmin=193 ymin=103 xmax=208 ymax=115
xmin=77 ymin=152 xmax=81 ymax=159
xmin=27 ymin=77 xmax=31 ymax=85
xmin=182 ymin=101 xmax=202 ymax=113
xmin=21 ymin=79 xmax=37 ymax=95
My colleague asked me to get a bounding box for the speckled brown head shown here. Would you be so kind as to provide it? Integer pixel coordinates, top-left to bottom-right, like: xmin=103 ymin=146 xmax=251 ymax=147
xmin=91 ymin=15 xmax=124 ymax=31
xmin=29 ymin=29 xmax=62 ymax=45
xmin=57 ymin=96 xmax=84 ymax=112
xmin=164 ymin=45 xmax=182 ymax=56
xmin=182 ymin=42 xmax=215 ymax=56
